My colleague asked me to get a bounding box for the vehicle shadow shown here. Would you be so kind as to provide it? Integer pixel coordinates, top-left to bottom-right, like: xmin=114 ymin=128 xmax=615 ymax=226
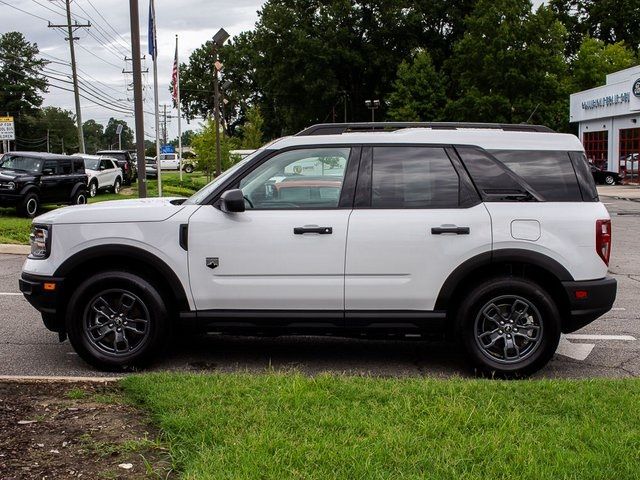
xmin=157 ymin=334 xmax=472 ymax=378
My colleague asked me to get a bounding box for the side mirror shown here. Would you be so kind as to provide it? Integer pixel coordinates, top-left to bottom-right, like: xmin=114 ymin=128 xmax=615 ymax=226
xmin=219 ymin=188 xmax=245 ymax=213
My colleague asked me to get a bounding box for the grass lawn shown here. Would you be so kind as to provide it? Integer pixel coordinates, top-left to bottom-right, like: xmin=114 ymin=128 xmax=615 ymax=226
xmin=0 ymin=172 xmax=208 ymax=244
xmin=123 ymin=373 xmax=640 ymax=480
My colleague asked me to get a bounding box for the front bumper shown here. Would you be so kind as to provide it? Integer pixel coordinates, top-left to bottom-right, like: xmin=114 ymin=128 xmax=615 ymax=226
xmin=19 ymin=273 xmax=65 ymax=332
xmin=0 ymin=192 xmax=21 ymax=206
xmin=562 ymin=276 xmax=617 ymax=333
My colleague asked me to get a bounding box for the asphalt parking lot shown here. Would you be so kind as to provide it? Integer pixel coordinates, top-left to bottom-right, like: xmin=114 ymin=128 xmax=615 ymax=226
xmin=1 ymin=193 xmax=640 ymax=379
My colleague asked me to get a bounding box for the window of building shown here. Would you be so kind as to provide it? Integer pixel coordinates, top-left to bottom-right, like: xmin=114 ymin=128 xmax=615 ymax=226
xmin=619 ymin=127 xmax=640 ymax=183
xmin=583 ymin=131 xmax=608 ymax=170
xmin=371 ymin=147 xmax=460 ymax=208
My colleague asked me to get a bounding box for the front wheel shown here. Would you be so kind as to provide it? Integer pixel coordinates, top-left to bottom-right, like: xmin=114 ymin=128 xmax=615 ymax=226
xmin=183 ymin=163 xmax=194 ymax=174
xmin=88 ymin=180 xmax=98 ymax=198
xmin=65 ymin=271 xmax=169 ymax=370
xmin=113 ymin=177 xmax=121 ymax=194
xmin=457 ymin=277 xmax=561 ymax=378
xmin=17 ymin=192 xmax=40 ymax=218
xmin=604 ymin=175 xmax=615 ymax=185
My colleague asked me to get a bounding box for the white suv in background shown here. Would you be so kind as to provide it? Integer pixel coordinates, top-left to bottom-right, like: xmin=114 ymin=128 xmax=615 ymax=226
xmin=20 ymin=123 xmax=616 ymax=377
xmin=156 ymin=153 xmax=194 ymax=173
xmin=73 ymin=154 xmax=123 ymax=197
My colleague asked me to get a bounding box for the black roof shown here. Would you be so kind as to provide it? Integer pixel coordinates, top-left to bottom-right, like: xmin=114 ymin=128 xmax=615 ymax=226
xmin=4 ymin=151 xmax=77 ymax=160
xmin=296 ymin=122 xmax=555 ymax=136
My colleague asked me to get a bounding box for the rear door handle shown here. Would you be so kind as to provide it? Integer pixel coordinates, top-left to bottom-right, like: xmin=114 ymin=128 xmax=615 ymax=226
xmin=294 ymin=226 xmax=333 ymax=235
xmin=431 ymin=226 xmax=470 ymax=235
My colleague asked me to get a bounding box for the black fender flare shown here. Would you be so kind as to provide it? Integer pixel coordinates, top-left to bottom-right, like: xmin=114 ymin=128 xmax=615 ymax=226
xmin=18 ymin=184 xmax=40 ymax=198
xmin=70 ymin=182 xmax=87 ymax=200
xmin=434 ymin=249 xmax=574 ymax=310
xmin=54 ymin=244 xmax=190 ymax=311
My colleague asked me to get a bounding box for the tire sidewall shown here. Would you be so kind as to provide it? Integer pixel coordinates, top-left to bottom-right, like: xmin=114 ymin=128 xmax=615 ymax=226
xmin=457 ymin=277 xmax=561 ymax=378
xmin=65 ymin=271 xmax=169 ymax=370
xmin=114 ymin=177 xmax=121 ymax=193
xmin=21 ymin=193 xmax=40 ymax=218
xmin=605 ymin=175 xmax=615 ymax=185
xmin=89 ymin=180 xmax=98 ymax=197
xmin=74 ymin=190 xmax=88 ymax=205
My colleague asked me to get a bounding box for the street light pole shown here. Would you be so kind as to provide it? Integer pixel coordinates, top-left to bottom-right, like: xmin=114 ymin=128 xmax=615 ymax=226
xmin=365 ymin=99 xmax=380 ymax=122
xmin=211 ymin=28 xmax=229 ymax=179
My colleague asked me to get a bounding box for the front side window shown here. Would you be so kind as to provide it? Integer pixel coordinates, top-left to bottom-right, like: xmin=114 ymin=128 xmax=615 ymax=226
xmin=42 ymin=160 xmax=58 ymax=175
xmin=239 ymin=148 xmax=350 ymax=209
xmin=371 ymin=147 xmax=460 ymax=208
xmin=84 ymin=157 xmax=100 ymax=170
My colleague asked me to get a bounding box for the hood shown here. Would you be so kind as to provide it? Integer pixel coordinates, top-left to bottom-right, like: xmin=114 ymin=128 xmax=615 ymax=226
xmin=34 ymin=197 xmax=187 ymax=225
xmin=0 ymin=170 xmax=35 ymax=182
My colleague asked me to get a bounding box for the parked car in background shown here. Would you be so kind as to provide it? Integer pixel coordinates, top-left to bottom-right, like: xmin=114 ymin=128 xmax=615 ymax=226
xmin=73 ymin=154 xmax=123 ymax=197
xmin=154 ymin=153 xmax=195 ymax=173
xmin=590 ymin=164 xmax=621 ymax=185
xmin=145 ymin=157 xmax=158 ymax=179
xmin=0 ymin=152 xmax=88 ymax=217
xmin=95 ymin=150 xmax=137 ymax=186
xmin=619 ymin=153 xmax=639 ymax=181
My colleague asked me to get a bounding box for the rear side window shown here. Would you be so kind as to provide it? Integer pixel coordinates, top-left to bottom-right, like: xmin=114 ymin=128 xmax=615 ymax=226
xmin=456 ymin=147 xmax=532 ymax=201
xmin=371 ymin=147 xmax=460 ymax=208
xmin=490 ymin=150 xmax=582 ymax=202
xmin=59 ymin=159 xmax=72 ymax=174
xmin=73 ymin=159 xmax=85 ymax=173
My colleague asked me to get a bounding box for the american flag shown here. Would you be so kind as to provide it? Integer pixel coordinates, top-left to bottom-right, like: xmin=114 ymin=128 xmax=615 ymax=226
xmin=171 ymin=44 xmax=179 ymax=107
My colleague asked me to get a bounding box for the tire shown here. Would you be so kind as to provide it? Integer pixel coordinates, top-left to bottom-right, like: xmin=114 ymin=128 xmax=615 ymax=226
xmin=183 ymin=164 xmax=194 ymax=174
xmin=113 ymin=177 xmax=121 ymax=194
xmin=71 ymin=188 xmax=88 ymax=206
xmin=65 ymin=271 xmax=170 ymax=370
xmin=604 ymin=175 xmax=615 ymax=185
xmin=17 ymin=192 xmax=40 ymax=218
xmin=456 ymin=277 xmax=561 ymax=378
xmin=88 ymin=180 xmax=98 ymax=198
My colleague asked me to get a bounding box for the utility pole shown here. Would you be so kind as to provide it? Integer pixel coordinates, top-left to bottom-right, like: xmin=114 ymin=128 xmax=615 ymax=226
xmin=129 ymin=0 xmax=147 ymax=197
xmin=46 ymin=129 xmax=50 ymax=153
xmin=49 ymin=1 xmax=90 ymax=153
xmin=163 ymin=104 xmax=168 ymax=145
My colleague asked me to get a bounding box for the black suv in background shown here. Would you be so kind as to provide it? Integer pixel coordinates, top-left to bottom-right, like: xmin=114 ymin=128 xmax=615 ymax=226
xmin=0 ymin=152 xmax=88 ymax=217
xmin=95 ymin=150 xmax=137 ymax=186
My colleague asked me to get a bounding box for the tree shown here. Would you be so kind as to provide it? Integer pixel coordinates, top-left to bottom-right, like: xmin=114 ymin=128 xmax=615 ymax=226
xmin=83 ymin=119 xmax=105 ymax=154
xmin=445 ymin=0 xmax=570 ymax=131
xmin=170 ymin=129 xmax=196 ymax=148
xmin=571 ymin=37 xmax=637 ymax=91
xmin=0 ymin=32 xmax=48 ymax=142
xmin=387 ymin=49 xmax=446 ymax=121
xmin=103 ymin=118 xmax=133 ymax=149
xmin=239 ymin=106 xmax=264 ymax=149
xmin=550 ymin=0 xmax=640 ymax=52
xmin=191 ymin=119 xmax=240 ymax=176
xmin=40 ymin=107 xmax=78 ymax=153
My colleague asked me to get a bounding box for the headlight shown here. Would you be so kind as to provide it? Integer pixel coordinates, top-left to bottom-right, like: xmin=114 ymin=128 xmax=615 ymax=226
xmin=6 ymin=181 xmax=15 ymax=190
xmin=29 ymin=224 xmax=51 ymax=259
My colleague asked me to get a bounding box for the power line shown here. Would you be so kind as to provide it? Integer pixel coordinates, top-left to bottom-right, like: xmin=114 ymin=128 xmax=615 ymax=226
xmin=0 ymin=0 xmax=49 ymax=22
xmin=84 ymin=0 xmax=132 ymax=54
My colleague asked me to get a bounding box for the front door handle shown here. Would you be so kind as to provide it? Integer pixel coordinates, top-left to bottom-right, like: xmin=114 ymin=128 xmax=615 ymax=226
xmin=431 ymin=226 xmax=470 ymax=235
xmin=294 ymin=226 xmax=333 ymax=235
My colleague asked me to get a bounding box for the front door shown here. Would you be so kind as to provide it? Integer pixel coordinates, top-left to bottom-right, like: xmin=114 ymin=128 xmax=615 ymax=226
xmin=345 ymin=146 xmax=492 ymax=316
xmin=188 ymin=147 xmax=357 ymax=316
xmin=39 ymin=159 xmax=64 ymax=202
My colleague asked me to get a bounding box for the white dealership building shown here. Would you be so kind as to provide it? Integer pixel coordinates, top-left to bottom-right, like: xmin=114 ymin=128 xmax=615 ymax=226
xmin=570 ymin=65 xmax=640 ymax=173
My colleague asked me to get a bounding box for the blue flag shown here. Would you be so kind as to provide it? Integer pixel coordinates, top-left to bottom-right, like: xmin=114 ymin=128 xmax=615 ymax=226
xmin=148 ymin=0 xmax=156 ymax=60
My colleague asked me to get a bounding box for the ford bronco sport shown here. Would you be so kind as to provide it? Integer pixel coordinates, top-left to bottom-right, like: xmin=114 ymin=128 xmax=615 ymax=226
xmin=19 ymin=123 xmax=617 ymax=377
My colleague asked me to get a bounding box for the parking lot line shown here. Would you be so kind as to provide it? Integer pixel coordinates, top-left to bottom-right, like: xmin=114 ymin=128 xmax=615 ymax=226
xmin=564 ymin=334 xmax=636 ymax=341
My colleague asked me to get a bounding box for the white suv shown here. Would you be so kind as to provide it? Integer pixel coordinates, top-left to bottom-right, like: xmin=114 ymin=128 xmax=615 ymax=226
xmin=73 ymin=154 xmax=123 ymax=197
xmin=19 ymin=123 xmax=617 ymax=377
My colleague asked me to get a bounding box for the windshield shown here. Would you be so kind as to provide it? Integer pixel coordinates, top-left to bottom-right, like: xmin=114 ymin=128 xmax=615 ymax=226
xmin=184 ymin=151 xmax=262 ymax=205
xmin=0 ymin=155 xmax=43 ymax=173
xmin=83 ymin=158 xmax=100 ymax=170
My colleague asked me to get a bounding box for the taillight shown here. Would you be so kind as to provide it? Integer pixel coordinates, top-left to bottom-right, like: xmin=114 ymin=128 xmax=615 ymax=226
xmin=596 ymin=219 xmax=611 ymax=266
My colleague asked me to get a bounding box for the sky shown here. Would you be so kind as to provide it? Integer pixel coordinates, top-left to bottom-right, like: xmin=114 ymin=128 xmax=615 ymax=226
xmin=2 ymin=0 xmax=546 ymax=144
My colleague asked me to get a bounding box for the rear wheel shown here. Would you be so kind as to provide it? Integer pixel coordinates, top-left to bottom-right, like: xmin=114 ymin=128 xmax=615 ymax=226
xmin=17 ymin=192 xmax=39 ymax=218
xmin=604 ymin=175 xmax=615 ymax=185
xmin=457 ymin=277 xmax=561 ymax=378
xmin=183 ymin=163 xmax=194 ymax=173
xmin=66 ymin=271 xmax=169 ymax=370
xmin=71 ymin=189 xmax=87 ymax=205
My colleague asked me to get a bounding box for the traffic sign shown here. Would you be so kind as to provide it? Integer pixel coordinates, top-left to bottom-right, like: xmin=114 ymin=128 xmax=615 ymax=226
xmin=0 ymin=116 xmax=15 ymax=141
xmin=161 ymin=144 xmax=175 ymax=154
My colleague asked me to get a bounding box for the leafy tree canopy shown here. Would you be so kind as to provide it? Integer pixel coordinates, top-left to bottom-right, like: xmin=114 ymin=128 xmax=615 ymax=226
xmin=571 ymin=37 xmax=637 ymax=91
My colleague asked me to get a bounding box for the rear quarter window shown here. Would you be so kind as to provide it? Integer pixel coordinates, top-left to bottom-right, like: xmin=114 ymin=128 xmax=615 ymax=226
xmin=490 ymin=150 xmax=582 ymax=202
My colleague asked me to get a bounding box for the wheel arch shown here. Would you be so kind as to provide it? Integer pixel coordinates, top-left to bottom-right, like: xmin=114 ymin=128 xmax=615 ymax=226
xmin=54 ymin=244 xmax=190 ymax=318
xmin=436 ymin=249 xmax=573 ymax=330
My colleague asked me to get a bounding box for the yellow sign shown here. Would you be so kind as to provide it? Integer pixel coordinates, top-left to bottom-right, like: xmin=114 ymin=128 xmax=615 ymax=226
xmin=0 ymin=116 xmax=13 ymax=123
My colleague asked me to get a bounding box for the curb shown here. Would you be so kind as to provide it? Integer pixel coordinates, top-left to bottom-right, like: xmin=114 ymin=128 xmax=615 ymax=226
xmin=0 ymin=244 xmax=30 ymax=255
xmin=0 ymin=375 xmax=122 ymax=383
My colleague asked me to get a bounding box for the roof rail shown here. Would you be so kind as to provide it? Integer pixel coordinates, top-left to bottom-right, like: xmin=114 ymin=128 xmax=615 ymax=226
xmin=295 ymin=122 xmax=555 ymax=136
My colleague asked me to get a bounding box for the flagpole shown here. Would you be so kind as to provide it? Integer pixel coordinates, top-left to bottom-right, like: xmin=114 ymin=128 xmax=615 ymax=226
xmin=176 ymin=34 xmax=183 ymax=183
xmin=150 ymin=0 xmax=162 ymax=197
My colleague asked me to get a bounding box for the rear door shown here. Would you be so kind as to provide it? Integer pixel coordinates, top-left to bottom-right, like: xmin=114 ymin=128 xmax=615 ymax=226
xmin=40 ymin=159 xmax=63 ymax=202
xmin=344 ymin=145 xmax=492 ymax=321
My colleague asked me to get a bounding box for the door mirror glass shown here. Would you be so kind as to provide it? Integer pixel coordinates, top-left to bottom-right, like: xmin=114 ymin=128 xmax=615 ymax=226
xmin=219 ymin=188 xmax=245 ymax=213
